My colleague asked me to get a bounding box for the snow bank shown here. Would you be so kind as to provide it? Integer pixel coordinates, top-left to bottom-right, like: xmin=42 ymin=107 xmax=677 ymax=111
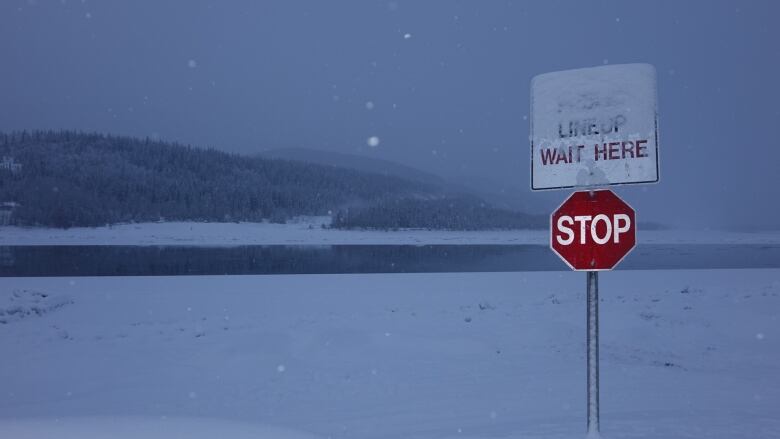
xmin=0 ymin=289 xmax=73 ymax=324
xmin=0 ymin=417 xmax=318 ymax=439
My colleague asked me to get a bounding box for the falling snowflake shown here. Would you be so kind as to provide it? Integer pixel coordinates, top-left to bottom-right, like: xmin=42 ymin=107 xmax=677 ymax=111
xmin=365 ymin=101 xmax=375 ymax=110
xmin=367 ymin=136 xmax=380 ymax=147
xmin=277 ymin=364 xmax=286 ymax=372
xmin=187 ymin=59 xmax=197 ymax=68
xmin=403 ymin=33 xmax=412 ymax=40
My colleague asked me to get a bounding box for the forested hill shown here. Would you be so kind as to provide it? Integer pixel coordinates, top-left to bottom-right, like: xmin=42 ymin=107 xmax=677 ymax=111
xmin=0 ymin=131 xmax=544 ymax=230
xmin=0 ymin=131 xmax=437 ymax=227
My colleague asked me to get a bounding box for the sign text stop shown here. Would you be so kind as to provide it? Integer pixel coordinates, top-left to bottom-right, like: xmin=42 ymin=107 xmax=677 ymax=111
xmin=550 ymin=190 xmax=636 ymax=271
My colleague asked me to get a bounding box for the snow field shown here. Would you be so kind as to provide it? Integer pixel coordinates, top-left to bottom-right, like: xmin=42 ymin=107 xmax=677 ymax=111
xmin=0 ymin=270 xmax=778 ymax=438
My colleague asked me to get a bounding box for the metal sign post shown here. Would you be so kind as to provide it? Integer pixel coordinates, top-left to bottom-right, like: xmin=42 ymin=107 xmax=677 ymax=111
xmin=586 ymin=271 xmax=599 ymax=437
xmin=549 ymin=189 xmax=636 ymax=438
xmin=532 ymin=63 xmax=659 ymax=437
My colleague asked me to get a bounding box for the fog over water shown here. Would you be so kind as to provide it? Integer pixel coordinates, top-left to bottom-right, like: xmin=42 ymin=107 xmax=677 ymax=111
xmin=1 ymin=1 xmax=778 ymax=229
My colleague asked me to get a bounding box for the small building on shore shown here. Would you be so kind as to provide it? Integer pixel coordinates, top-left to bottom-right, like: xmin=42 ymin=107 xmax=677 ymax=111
xmin=0 ymin=201 xmax=19 ymax=226
xmin=0 ymin=156 xmax=22 ymax=174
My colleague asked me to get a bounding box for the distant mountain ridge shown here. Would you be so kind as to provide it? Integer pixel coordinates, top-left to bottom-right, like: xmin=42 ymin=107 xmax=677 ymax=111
xmin=260 ymin=148 xmax=446 ymax=187
xmin=261 ymin=147 xmax=554 ymax=214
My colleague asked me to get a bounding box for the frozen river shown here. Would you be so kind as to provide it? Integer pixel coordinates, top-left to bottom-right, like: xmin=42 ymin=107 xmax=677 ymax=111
xmin=1 ymin=243 xmax=779 ymax=276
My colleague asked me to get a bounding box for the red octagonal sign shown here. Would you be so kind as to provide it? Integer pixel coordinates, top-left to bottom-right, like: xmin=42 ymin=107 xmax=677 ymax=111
xmin=551 ymin=190 xmax=636 ymax=271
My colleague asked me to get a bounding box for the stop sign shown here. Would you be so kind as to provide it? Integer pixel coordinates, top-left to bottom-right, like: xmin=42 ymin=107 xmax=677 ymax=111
xmin=551 ymin=190 xmax=636 ymax=271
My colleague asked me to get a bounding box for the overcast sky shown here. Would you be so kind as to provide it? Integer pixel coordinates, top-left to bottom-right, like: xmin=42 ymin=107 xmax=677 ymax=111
xmin=1 ymin=0 xmax=778 ymax=229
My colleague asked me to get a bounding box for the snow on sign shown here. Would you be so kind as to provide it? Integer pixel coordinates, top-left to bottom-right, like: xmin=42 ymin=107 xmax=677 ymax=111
xmin=531 ymin=63 xmax=659 ymax=191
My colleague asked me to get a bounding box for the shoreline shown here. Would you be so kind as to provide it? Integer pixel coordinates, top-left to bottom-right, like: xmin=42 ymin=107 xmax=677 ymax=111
xmin=1 ymin=219 xmax=779 ymax=246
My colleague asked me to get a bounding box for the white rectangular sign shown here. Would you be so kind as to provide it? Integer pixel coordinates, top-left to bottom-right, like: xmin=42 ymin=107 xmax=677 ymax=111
xmin=530 ymin=63 xmax=659 ymax=191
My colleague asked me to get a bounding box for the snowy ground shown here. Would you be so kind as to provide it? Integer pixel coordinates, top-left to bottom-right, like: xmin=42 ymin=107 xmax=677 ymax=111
xmin=0 ymin=417 xmax=317 ymax=439
xmin=1 ymin=217 xmax=779 ymax=246
xmin=1 ymin=269 xmax=779 ymax=438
